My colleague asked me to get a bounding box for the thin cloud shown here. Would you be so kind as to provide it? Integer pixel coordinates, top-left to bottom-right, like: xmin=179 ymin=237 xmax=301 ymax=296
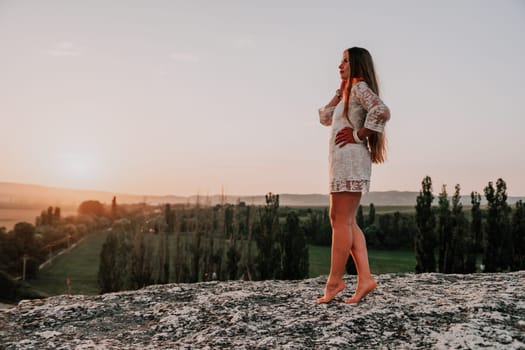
xmin=169 ymin=52 xmax=200 ymax=63
xmin=47 ymin=41 xmax=81 ymax=57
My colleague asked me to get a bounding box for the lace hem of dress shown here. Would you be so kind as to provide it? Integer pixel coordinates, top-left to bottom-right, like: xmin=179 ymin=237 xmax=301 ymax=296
xmin=330 ymin=179 xmax=370 ymax=193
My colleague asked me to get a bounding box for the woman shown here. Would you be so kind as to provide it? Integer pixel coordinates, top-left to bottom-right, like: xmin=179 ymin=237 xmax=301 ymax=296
xmin=317 ymin=47 xmax=390 ymax=304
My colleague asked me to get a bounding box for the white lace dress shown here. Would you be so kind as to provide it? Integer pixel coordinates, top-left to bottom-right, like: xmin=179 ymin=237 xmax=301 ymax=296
xmin=319 ymin=81 xmax=390 ymax=193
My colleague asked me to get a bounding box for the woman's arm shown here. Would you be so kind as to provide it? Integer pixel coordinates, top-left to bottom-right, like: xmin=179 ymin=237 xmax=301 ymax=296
xmin=319 ymin=81 xmax=346 ymax=126
xmin=325 ymin=80 xmax=346 ymax=107
xmin=355 ymin=82 xmax=390 ymax=133
xmin=335 ymin=82 xmax=390 ymax=147
xmin=324 ymin=92 xmax=341 ymax=108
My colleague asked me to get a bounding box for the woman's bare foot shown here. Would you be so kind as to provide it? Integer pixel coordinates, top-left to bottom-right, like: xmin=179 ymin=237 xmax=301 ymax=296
xmin=316 ymin=280 xmax=346 ymax=303
xmin=345 ymin=278 xmax=377 ymax=304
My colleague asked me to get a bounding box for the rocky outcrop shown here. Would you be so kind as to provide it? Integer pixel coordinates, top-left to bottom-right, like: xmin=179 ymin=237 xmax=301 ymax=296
xmin=1 ymin=272 xmax=524 ymax=349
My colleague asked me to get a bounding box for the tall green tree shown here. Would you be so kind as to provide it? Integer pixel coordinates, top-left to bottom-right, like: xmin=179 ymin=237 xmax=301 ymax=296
xmin=236 ymin=202 xmax=249 ymax=238
xmin=47 ymin=207 xmax=54 ymax=225
xmin=161 ymin=204 xmax=173 ymax=283
xmin=241 ymin=204 xmax=256 ymax=280
xmin=165 ymin=204 xmax=175 ymax=234
xmin=13 ymin=222 xmax=41 ymax=278
xmin=189 ymin=202 xmax=205 ymax=282
xmin=437 ymin=185 xmax=452 ymax=273
xmin=255 ymin=193 xmax=282 ymax=280
xmin=224 ymin=204 xmax=234 ymax=239
xmin=356 ymin=205 xmax=365 ymax=229
xmin=304 ymin=209 xmax=331 ymax=246
xmin=511 ymin=200 xmax=525 ymax=270
xmin=483 ymin=179 xmax=511 ymax=272
xmin=130 ymin=229 xmax=153 ymax=289
xmin=226 ymin=205 xmax=241 ymax=280
xmin=470 ymin=191 xmax=483 ymax=253
xmin=98 ymin=232 xmax=121 ymax=293
xmin=415 ymin=176 xmax=436 ymax=273
xmin=377 ymin=214 xmax=391 ymax=247
xmin=163 ymin=230 xmax=170 ymax=283
xmin=386 ymin=212 xmax=402 ymax=249
xmin=483 ymin=180 xmax=497 ymax=272
xmin=226 ymin=242 xmax=241 ymax=280
xmin=53 ymin=207 xmax=61 ymax=223
xmin=98 ymin=234 xmax=115 ymax=293
xmin=111 ymin=197 xmax=118 ymax=221
xmin=155 ymin=230 xmax=170 ymax=284
xmin=450 ymin=184 xmax=473 ymax=273
xmin=368 ymin=203 xmax=376 ymax=227
xmin=38 ymin=207 xmax=56 ymax=226
xmin=399 ymin=213 xmax=418 ymax=250
xmin=281 ymin=211 xmax=309 ymax=280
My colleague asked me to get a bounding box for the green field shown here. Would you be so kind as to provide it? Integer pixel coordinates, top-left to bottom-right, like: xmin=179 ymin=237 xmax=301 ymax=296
xmin=28 ymin=232 xmax=109 ymax=296
xmin=288 ymin=205 xmax=416 ymax=214
xmin=361 ymin=205 xmax=416 ymax=214
xmin=29 ymin=233 xmax=415 ymax=296
xmin=308 ymin=244 xmax=415 ymax=277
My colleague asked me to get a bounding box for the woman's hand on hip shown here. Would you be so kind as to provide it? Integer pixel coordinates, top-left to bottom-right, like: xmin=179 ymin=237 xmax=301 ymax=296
xmin=335 ymin=127 xmax=355 ymax=147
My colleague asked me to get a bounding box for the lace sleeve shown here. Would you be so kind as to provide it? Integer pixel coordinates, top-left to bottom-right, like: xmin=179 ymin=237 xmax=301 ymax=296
xmin=354 ymin=82 xmax=390 ymax=133
xmin=318 ymin=106 xmax=335 ymax=126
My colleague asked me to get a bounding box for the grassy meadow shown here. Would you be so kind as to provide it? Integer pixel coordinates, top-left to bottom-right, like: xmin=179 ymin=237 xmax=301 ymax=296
xmin=359 ymin=205 xmax=415 ymax=215
xmin=28 ymin=232 xmax=415 ymax=296
xmin=308 ymin=244 xmax=415 ymax=277
xmin=28 ymin=232 xmax=109 ymax=296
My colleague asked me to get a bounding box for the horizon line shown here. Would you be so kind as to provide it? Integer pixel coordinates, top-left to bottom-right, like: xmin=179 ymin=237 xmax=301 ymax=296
xmin=1 ymin=180 xmax=524 ymax=198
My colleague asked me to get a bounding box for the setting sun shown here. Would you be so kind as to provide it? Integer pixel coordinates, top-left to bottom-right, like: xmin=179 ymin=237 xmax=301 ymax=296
xmin=57 ymin=153 xmax=100 ymax=188
xmin=67 ymin=159 xmax=91 ymax=177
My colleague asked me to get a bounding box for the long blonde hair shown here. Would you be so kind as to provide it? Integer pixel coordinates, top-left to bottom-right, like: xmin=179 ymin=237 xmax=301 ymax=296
xmin=342 ymin=47 xmax=387 ymax=164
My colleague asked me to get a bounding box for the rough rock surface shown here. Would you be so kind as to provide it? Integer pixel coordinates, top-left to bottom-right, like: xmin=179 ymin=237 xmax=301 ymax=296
xmin=1 ymin=272 xmax=524 ymax=349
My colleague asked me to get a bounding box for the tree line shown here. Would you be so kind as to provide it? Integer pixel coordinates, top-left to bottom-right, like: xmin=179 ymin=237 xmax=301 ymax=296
xmin=415 ymin=176 xmax=525 ymax=273
xmin=97 ymin=193 xmax=310 ymax=293
xmin=0 ymin=197 xmax=124 ymax=281
xmin=302 ymin=203 xmax=418 ymax=251
xmin=96 ymin=190 xmax=421 ymax=294
xmin=3 ymin=176 xmax=523 ymax=298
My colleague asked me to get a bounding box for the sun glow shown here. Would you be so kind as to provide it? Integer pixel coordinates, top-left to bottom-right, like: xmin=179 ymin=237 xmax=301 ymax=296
xmin=67 ymin=158 xmax=92 ymax=177
xmin=57 ymin=152 xmax=101 ymax=188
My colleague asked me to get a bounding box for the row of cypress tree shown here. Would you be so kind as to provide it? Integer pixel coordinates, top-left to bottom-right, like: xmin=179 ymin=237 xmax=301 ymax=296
xmin=415 ymin=176 xmax=525 ymax=273
xmin=97 ymin=193 xmax=310 ymax=293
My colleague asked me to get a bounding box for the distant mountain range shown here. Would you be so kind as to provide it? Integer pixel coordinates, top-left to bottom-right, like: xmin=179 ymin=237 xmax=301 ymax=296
xmin=1 ymin=182 xmax=524 ymax=209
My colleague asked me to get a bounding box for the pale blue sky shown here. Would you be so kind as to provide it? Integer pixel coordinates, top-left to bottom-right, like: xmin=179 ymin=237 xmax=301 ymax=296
xmin=1 ymin=0 xmax=524 ymax=196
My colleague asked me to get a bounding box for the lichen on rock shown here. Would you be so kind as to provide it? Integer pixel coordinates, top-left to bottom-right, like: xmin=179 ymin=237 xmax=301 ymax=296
xmin=1 ymin=272 xmax=524 ymax=349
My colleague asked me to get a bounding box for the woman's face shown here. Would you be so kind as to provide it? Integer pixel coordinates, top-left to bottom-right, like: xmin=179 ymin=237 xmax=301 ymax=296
xmin=339 ymin=51 xmax=350 ymax=80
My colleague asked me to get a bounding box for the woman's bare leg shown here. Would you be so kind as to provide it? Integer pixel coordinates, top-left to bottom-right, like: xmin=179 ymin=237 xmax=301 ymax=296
xmin=346 ymin=217 xmax=377 ymax=303
xmin=316 ymin=192 xmax=360 ymax=303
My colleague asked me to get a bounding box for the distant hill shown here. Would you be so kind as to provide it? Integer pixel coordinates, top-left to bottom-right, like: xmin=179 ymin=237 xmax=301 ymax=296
xmin=0 ymin=182 xmax=187 ymax=209
xmin=0 ymin=182 xmax=524 ymax=209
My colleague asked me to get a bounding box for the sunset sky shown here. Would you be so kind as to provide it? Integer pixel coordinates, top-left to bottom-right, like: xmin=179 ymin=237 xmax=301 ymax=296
xmin=1 ymin=0 xmax=524 ymax=197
